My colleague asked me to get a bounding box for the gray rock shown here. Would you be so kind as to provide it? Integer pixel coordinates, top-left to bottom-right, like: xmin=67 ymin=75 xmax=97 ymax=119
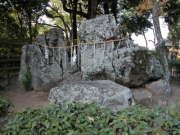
xmin=48 ymin=80 xmax=136 ymax=111
xmin=18 ymin=28 xmax=81 ymax=91
xmin=79 ymin=14 xmax=163 ymax=87
xmin=131 ymin=88 xmax=154 ymax=108
xmin=145 ymin=79 xmax=164 ymax=96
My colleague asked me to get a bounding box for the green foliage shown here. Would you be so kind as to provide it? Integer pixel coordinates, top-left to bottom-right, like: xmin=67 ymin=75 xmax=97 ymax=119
xmin=169 ymin=60 xmax=180 ymax=78
xmin=0 ymin=94 xmax=14 ymax=118
xmin=149 ymin=50 xmax=160 ymax=60
xmin=1 ymin=101 xmax=180 ymax=134
xmin=169 ymin=60 xmax=180 ymax=69
xmin=20 ymin=69 xmax=32 ymax=90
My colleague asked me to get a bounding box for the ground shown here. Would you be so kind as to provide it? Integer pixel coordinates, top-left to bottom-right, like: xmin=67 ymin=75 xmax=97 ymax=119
xmin=1 ymin=77 xmax=49 ymax=113
xmin=1 ymin=77 xmax=180 ymax=113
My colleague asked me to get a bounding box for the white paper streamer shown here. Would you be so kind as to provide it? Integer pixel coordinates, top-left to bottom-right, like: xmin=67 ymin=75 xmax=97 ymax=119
xmin=44 ymin=46 xmax=46 ymax=59
xmin=111 ymin=41 xmax=114 ymax=61
xmin=37 ymin=45 xmax=43 ymax=57
xmin=83 ymin=46 xmax=84 ymax=63
xmin=126 ymin=37 xmax=129 ymax=48
xmin=102 ymin=42 xmax=105 ymax=63
xmin=59 ymin=48 xmax=60 ymax=64
xmin=64 ymin=48 xmax=66 ymax=69
xmin=45 ymin=46 xmax=49 ymax=59
xmin=53 ymin=48 xmax=54 ymax=66
xmin=94 ymin=43 xmax=95 ymax=64
xmin=78 ymin=45 xmax=80 ymax=66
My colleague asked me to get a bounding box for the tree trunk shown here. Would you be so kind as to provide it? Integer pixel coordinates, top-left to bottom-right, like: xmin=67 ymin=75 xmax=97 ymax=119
xmin=151 ymin=0 xmax=170 ymax=106
xmin=88 ymin=0 xmax=97 ymax=19
xmin=29 ymin=17 xmax=32 ymax=43
xmin=111 ymin=0 xmax=117 ymax=22
xmin=104 ymin=2 xmax=109 ymax=14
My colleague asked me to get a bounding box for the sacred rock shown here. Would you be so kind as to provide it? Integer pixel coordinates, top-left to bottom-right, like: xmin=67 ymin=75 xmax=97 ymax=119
xmin=79 ymin=14 xmax=163 ymax=87
xmin=48 ymin=80 xmax=136 ymax=110
xmin=17 ymin=28 xmax=81 ymax=91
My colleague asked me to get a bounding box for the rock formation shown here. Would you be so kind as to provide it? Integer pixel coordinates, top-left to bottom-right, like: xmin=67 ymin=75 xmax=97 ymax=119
xmin=79 ymin=14 xmax=163 ymax=87
xmin=18 ymin=14 xmax=163 ymax=91
xmin=48 ymin=80 xmax=136 ymax=110
xmin=18 ymin=28 xmax=81 ymax=91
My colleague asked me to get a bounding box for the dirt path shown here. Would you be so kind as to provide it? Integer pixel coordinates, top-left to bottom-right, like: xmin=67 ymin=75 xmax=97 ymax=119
xmin=1 ymin=77 xmax=180 ymax=113
xmin=1 ymin=78 xmax=49 ymax=113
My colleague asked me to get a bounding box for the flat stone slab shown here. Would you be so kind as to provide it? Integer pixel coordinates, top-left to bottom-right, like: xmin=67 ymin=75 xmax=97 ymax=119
xmin=48 ymin=80 xmax=136 ymax=111
xmin=145 ymin=79 xmax=164 ymax=96
xmin=131 ymin=88 xmax=154 ymax=108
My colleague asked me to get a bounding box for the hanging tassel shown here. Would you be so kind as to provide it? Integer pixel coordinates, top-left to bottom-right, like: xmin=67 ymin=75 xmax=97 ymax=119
xmin=53 ymin=48 xmax=54 ymax=66
xmin=59 ymin=48 xmax=60 ymax=65
xmin=94 ymin=43 xmax=95 ymax=64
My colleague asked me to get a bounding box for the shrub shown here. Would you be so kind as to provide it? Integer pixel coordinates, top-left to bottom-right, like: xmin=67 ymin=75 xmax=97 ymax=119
xmin=169 ymin=60 xmax=180 ymax=69
xmin=0 ymin=94 xmax=14 ymax=118
xmin=169 ymin=60 xmax=180 ymax=78
xmin=1 ymin=101 xmax=180 ymax=135
xmin=20 ymin=68 xmax=32 ymax=90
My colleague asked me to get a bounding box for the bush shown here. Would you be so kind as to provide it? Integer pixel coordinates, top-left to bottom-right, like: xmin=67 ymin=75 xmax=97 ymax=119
xmin=1 ymin=101 xmax=180 ymax=135
xmin=20 ymin=68 xmax=32 ymax=90
xmin=0 ymin=94 xmax=14 ymax=118
xmin=169 ymin=60 xmax=180 ymax=78
xmin=169 ymin=60 xmax=180 ymax=69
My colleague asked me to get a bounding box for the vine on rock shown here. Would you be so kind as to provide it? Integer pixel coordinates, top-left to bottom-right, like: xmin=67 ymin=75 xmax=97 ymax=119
xmin=20 ymin=68 xmax=33 ymax=90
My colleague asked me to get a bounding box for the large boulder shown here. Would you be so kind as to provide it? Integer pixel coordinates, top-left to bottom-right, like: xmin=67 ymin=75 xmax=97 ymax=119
xmin=18 ymin=28 xmax=81 ymax=91
xmin=79 ymin=14 xmax=163 ymax=87
xmin=48 ymin=80 xmax=136 ymax=111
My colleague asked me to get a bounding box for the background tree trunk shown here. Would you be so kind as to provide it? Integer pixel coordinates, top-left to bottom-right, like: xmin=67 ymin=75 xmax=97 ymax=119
xmin=88 ymin=0 xmax=97 ymax=19
xmin=151 ymin=0 xmax=170 ymax=106
xmin=104 ymin=2 xmax=109 ymax=14
xmin=111 ymin=0 xmax=117 ymax=22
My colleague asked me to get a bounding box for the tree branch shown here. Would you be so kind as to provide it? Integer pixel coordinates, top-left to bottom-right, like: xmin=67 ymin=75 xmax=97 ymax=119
xmin=158 ymin=0 xmax=170 ymax=8
xmin=47 ymin=5 xmax=71 ymax=33
xmin=38 ymin=23 xmax=65 ymax=31
xmin=61 ymin=0 xmax=88 ymax=18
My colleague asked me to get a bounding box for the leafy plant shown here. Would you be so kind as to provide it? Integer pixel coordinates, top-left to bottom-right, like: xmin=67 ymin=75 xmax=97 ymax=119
xmin=1 ymin=100 xmax=180 ymax=135
xmin=169 ymin=60 xmax=180 ymax=79
xmin=0 ymin=94 xmax=14 ymax=118
xmin=20 ymin=68 xmax=32 ymax=90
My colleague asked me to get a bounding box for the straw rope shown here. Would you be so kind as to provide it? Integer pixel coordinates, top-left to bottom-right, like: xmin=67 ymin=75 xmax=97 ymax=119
xmin=32 ymin=33 xmax=129 ymax=49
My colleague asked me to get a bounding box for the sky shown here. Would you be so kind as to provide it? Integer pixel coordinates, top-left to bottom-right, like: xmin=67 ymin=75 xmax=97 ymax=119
xmin=132 ymin=17 xmax=169 ymax=50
